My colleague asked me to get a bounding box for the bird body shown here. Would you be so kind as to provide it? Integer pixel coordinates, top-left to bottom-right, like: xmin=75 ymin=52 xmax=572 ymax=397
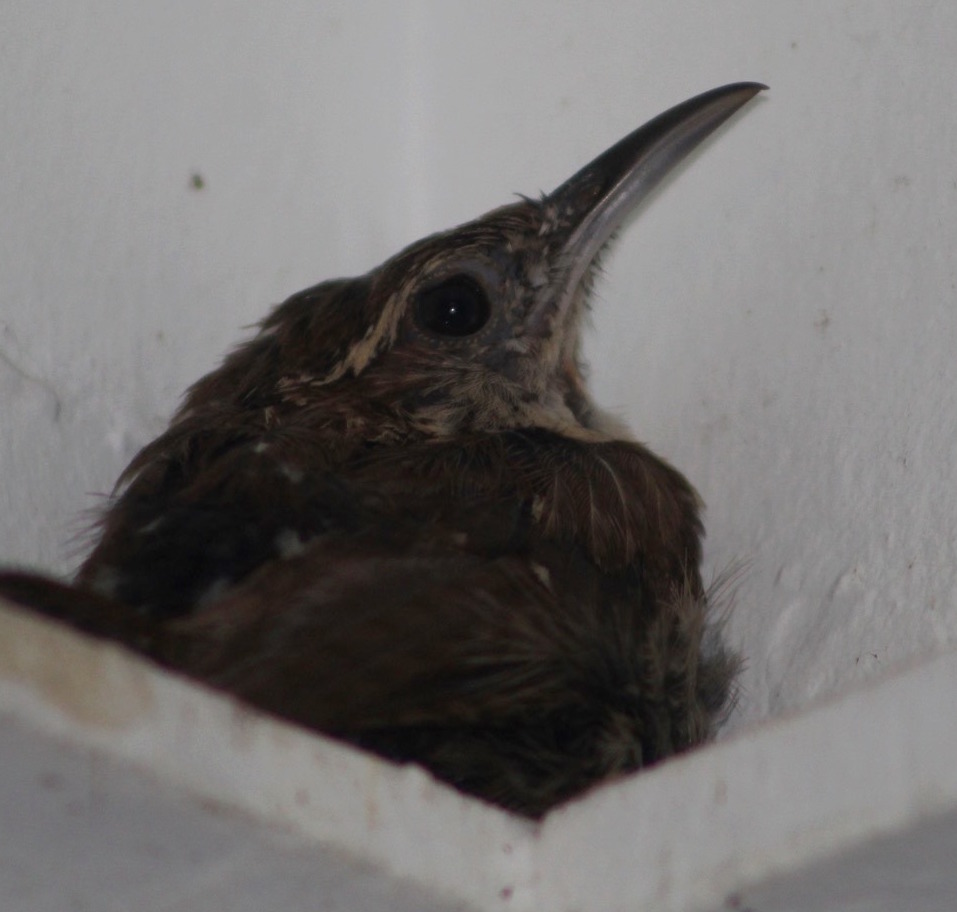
xmin=0 ymin=84 xmax=764 ymax=816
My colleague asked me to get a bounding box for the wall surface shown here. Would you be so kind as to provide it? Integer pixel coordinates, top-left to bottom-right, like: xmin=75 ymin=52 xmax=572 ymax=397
xmin=2 ymin=0 xmax=956 ymax=743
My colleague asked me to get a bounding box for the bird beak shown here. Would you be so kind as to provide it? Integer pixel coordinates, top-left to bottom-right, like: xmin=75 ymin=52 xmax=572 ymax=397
xmin=544 ymin=82 xmax=766 ymax=325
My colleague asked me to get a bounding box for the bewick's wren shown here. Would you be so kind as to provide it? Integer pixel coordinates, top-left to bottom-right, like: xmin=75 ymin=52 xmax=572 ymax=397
xmin=1 ymin=83 xmax=764 ymax=816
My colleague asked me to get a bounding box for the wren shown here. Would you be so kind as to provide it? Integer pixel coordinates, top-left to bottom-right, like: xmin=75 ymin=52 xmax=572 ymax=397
xmin=0 ymin=83 xmax=764 ymax=817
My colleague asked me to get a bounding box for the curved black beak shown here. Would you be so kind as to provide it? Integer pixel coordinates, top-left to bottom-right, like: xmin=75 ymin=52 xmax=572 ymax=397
xmin=548 ymin=82 xmax=766 ymax=318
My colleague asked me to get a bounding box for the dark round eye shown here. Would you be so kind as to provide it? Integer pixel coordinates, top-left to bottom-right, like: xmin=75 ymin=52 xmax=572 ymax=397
xmin=414 ymin=275 xmax=491 ymax=337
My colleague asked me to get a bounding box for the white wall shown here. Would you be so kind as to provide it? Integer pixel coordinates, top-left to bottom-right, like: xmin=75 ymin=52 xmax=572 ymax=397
xmin=3 ymin=1 xmax=956 ymax=734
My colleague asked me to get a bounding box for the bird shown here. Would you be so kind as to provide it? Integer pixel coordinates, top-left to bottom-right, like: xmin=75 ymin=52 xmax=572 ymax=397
xmin=0 ymin=83 xmax=764 ymax=817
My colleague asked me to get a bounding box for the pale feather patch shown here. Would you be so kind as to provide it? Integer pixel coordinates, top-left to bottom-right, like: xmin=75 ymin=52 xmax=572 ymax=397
xmin=197 ymin=577 xmax=232 ymax=608
xmin=275 ymin=529 xmax=307 ymax=559
xmin=137 ymin=517 xmax=165 ymax=536
xmin=321 ymin=290 xmax=405 ymax=384
xmin=90 ymin=565 xmax=120 ymax=598
xmin=538 ymin=202 xmax=560 ymax=235
xmin=279 ymin=463 xmax=304 ymax=484
xmin=530 ymin=562 xmax=551 ymax=589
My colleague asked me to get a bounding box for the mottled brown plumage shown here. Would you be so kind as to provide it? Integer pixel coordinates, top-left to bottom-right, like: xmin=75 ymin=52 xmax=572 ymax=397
xmin=0 ymin=84 xmax=763 ymax=816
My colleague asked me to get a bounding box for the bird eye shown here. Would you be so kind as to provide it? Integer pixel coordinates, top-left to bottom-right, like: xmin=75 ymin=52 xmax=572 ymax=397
xmin=414 ymin=275 xmax=491 ymax=337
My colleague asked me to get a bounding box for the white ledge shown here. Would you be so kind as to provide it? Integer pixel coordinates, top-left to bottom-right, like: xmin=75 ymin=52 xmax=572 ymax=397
xmin=2 ymin=597 xmax=956 ymax=911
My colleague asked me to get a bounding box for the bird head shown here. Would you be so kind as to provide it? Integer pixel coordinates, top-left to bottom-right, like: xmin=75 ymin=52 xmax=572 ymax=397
xmin=179 ymin=84 xmax=765 ymax=447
